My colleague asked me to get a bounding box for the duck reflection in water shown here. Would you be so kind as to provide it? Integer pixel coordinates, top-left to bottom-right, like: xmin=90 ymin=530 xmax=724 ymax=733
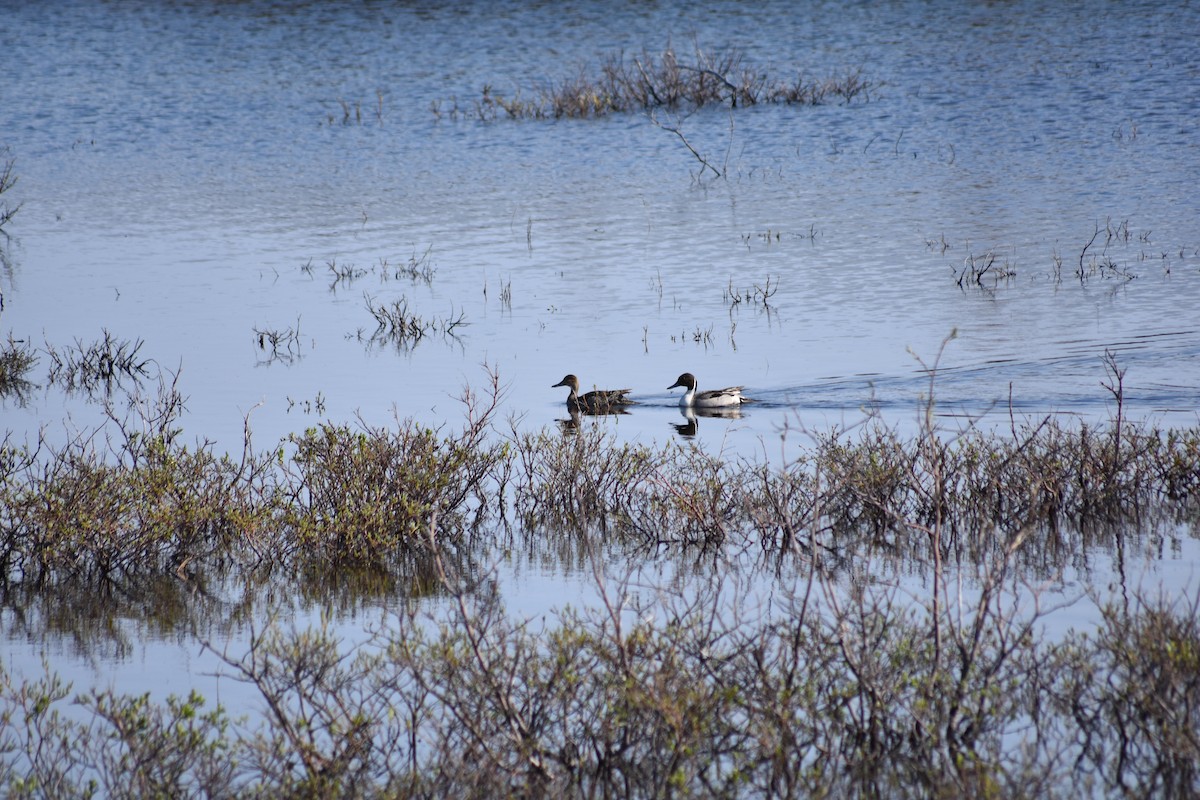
xmin=557 ymin=405 xmax=632 ymax=434
xmin=672 ymin=405 xmax=745 ymax=438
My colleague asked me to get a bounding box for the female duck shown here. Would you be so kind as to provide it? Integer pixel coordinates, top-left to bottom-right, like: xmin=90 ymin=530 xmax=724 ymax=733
xmin=553 ymin=374 xmax=635 ymax=412
xmin=668 ymin=372 xmax=752 ymax=408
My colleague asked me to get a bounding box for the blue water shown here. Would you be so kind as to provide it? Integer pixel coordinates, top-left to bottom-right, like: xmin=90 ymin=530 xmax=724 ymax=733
xmin=2 ymin=0 xmax=1199 ymax=718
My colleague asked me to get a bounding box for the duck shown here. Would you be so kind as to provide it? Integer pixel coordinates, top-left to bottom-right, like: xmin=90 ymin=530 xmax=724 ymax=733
xmin=552 ymin=374 xmax=636 ymax=412
xmin=667 ymin=372 xmax=752 ymax=408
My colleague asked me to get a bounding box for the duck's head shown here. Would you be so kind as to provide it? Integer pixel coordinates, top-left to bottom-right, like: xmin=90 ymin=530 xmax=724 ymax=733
xmin=668 ymin=372 xmax=697 ymax=391
xmin=552 ymin=374 xmax=580 ymax=391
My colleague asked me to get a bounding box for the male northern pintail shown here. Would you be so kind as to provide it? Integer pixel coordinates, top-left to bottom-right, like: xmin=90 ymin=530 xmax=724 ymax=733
xmin=552 ymin=374 xmax=636 ymax=412
xmin=668 ymin=372 xmax=753 ymax=408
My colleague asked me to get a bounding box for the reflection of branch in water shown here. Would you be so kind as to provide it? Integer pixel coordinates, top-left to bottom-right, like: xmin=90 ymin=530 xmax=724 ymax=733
xmin=3 ymin=544 xmax=457 ymax=662
xmin=0 ymin=376 xmax=35 ymax=406
xmin=363 ymin=322 xmax=467 ymax=356
xmin=0 ymin=334 xmax=38 ymax=404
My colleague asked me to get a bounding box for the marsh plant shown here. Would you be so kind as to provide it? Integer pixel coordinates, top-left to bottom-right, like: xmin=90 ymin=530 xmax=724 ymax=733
xmin=281 ymin=395 xmax=505 ymax=564
xmin=0 ymin=373 xmax=266 ymax=584
xmin=363 ymin=293 xmax=466 ymax=351
xmin=319 ymin=257 xmax=370 ymax=290
xmin=2 ymin=362 xmax=1200 ymax=796
xmin=325 ymin=91 xmax=385 ymax=126
xmin=511 ymin=422 xmax=666 ymax=536
xmin=43 ymin=330 xmax=151 ymax=396
xmin=253 ymin=318 xmax=303 ymax=364
xmin=0 ymin=334 xmax=37 ymax=399
xmin=433 ymin=42 xmax=872 ymax=122
xmin=286 ymin=391 xmax=327 ymax=416
xmin=724 ymin=274 xmax=779 ymax=308
xmin=304 ymin=248 xmax=437 ymax=292
xmin=954 ymin=250 xmax=1017 ymax=289
xmin=381 ymin=246 xmax=436 ymax=286
xmin=940 ymin=219 xmax=1193 ymax=291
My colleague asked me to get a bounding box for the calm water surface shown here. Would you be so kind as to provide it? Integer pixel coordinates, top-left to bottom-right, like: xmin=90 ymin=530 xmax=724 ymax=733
xmin=2 ymin=0 xmax=1199 ymax=706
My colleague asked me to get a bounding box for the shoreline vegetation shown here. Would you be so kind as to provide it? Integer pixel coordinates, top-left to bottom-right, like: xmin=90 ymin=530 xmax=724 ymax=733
xmin=2 ymin=364 xmax=1199 ymax=797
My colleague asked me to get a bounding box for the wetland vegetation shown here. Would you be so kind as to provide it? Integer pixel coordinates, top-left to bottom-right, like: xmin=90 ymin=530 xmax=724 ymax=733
xmin=424 ymin=42 xmax=872 ymax=123
xmin=5 ymin=1 xmax=1200 ymax=796
xmin=0 ymin=335 xmax=37 ymax=401
xmin=2 ymin=132 xmax=1197 ymax=794
xmin=2 ymin=357 xmax=1199 ymax=796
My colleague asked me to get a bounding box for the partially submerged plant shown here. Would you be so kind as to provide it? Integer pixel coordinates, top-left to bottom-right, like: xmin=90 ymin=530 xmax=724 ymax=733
xmin=955 ymin=250 xmax=1016 ymax=289
xmin=253 ymin=318 xmax=303 ymax=364
xmin=511 ymin=422 xmax=665 ymax=535
xmin=43 ymin=329 xmax=152 ymax=396
xmin=0 ymin=334 xmax=37 ymax=398
xmin=437 ymin=42 xmax=873 ymax=121
xmin=724 ymin=274 xmax=778 ymax=308
xmin=303 ymin=247 xmax=437 ymax=291
xmin=381 ymin=245 xmax=436 ymax=286
xmin=1 ymin=356 xmax=1197 ymax=588
xmin=0 ymin=373 xmax=271 ymax=584
xmin=363 ymin=292 xmax=466 ymax=351
xmin=321 ymin=257 xmax=369 ymax=290
xmin=942 ymin=219 xmax=1179 ymax=290
xmin=279 ymin=369 xmax=505 ymax=563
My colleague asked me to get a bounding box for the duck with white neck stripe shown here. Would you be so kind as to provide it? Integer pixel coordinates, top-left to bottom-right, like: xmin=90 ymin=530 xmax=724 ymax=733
xmin=667 ymin=372 xmax=753 ymax=408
